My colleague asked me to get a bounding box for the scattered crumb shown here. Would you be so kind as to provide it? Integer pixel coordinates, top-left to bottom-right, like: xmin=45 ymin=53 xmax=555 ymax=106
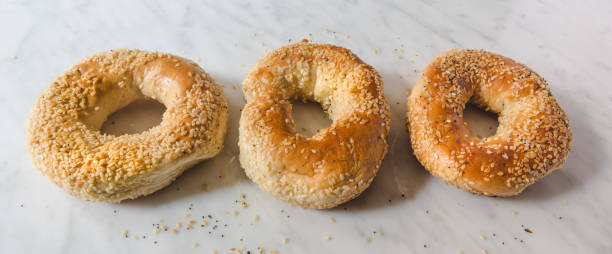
xmin=252 ymin=32 xmax=256 ymax=37
xmin=480 ymin=235 xmax=487 ymax=240
xmin=270 ymin=250 xmax=278 ymax=254
xmin=373 ymin=48 xmax=380 ymax=54
xmin=192 ymin=242 xmax=199 ymax=248
xmin=176 ymin=222 xmax=181 ymax=228
xmin=323 ymin=28 xmax=330 ymax=33
xmin=11 ymin=55 xmax=17 ymax=60
xmin=239 ymin=193 xmax=246 ymax=199
xmin=239 ymin=64 xmax=245 ymax=67
xmin=232 ymin=85 xmax=237 ymax=90
xmin=259 ymin=42 xmax=265 ymax=47
xmin=563 ymin=200 xmax=568 ymax=206
xmin=482 ymin=249 xmax=488 ymax=254
xmin=212 ymin=250 xmax=217 ymax=254
xmin=202 ymin=219 xmax=208 ymax=226
xmin=344 ymin=34 xmax=350 ymax=39
xmin=365 ymin=237 xmax=372 ymax=243
xmin=189 ymin=220 xmax=196 ymax=225
xmin=329 ymin=217 xmax=335 ymax=223
xmin=171 ymin=229 xmax=178 ymax=235
xmin=232 ymin=210 xmax=238 ymax=216
xmin=131 ymin=235 xmax=138 ymax=240
xmin=398 ymin=55 xmax=404 ymax=59
xmin=524 ymin=228 xmax=533 ymax=234
xmin=375 ymin=231 xmax=384 ymax=236
xmin=161 ymin=225 xmax=168 ymax=231
xmin=253 ymin=215 xmax=259 ymax=222
xmin=186 ymin=225 xmax=192 ymax=230
xmin=325 ymin=236 xmax=333 ymax=240
xmin=196 ymin=57 xmax=201 ymax=62
xmin=511 ymin=211 xmax=518 ymax=216
xmin=42 ymin=204 xmax=48 ymax=208
xmin=257 ymin=248 xmax=263 ymax=253
xmin=153 ymin=228 xmax=159 ymax=234
xmin=282 ymin=237 xmax=288 ymax=244
xmin=121 ymin=230 xmax=128 ymax=238
xmin=185 ymin=213 xmax=191 ymax=218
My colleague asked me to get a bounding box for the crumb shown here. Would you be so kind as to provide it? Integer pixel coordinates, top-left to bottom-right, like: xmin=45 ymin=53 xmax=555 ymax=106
xmin=153 ymin=228 xmax=159 ymax=234
xmin=270 ymin=250 xmax=278 ymax=254
xmin=257 ymin=248 xmax=263 ymax=253
xmin=323 ymin=28 xmax=330 ymax=33
xmin=189 ymin=220 xmax=196 ymax=225
xmin=239 ymin=64 xmax=245 ymax=67
xmin=524 ymin=228 xmax=533 ymax=234
xmin=121 ymin=230 xmax=128 ymax=238
xmin=373 ymin=48 xmax=380 ymax=54
xmin=480 ymin=235 xmax=487 ymax=240
xmin=42 ymin=204 xmax=48 ymax=208
xmin=202 ymin=183 xmax=209 ymax=191
xmin=11 ymin=55 xmax=17 ymax=60
xmin=232 ymin=210 xmax=238 ymax=216
xmin=282 ymin=237 xmax=288 ymax=244
xmin=511 ymin=211 xmax=518 ymax=216
xmin=259 ymin=42 xmax=265 ymax=47
xmin=563 ymin=200 xmax=568 ymax=206
xmin=239 ymin=193 xmax=246 ymax=199
xmin=192 ymin=242 xmax=199 ymax=248
xmin=185 ymin=213 xmax=191 ymax=218
xmin=171 ymin=229 xmax=178 ymax=235
xmin=202 ymin=219 xmax=208 ymax=226
xmin=131 ymin=235 xmax=138 ymax=240
xmin=398 ymin=55 xmax=403 ymax=59
xmin=325 ymin=236 xmax=332 ymax=240
xmin=212 ymin=250 xmax=217 ymax=254
xmin=232 ymin=85 xmax=237 ymax=90
xmin=253 ymin=215 xmax=259 ymax=222
xmin=176 ymin=222 xmax=181 ymax=228
xmin=365 ymin=237 xmax=372 ymax=243
xmin=196 ymin=57 xmax=201 ymax=62
xmin=329 ymin=217 xmax=335 ymax=223
xmin=482 ymin=249 xmax=488 ymax=254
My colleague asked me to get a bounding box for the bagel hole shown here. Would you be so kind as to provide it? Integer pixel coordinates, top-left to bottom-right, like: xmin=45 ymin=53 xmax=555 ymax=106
xmin=463 ymin=103 xmax=499 ymax=139
xmin=291 ymin=101 xmax=332 ymax=137
xmin=101 ymin=99 xmax=166 ymax=136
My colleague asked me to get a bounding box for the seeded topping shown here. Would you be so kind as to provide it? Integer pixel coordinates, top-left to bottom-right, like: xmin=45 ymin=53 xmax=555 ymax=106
xmin=26 ymin=49 xmax=228 ymax=202
xmin=407 ymin=49 xmax=572 ymax=196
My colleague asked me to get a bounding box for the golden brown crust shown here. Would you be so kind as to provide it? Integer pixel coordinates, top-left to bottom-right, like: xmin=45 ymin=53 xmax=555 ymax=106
xmin=407 ymin=49 xmax=572 ymax=196
xmin=239 ymin=43 xmax=390 ymax=209
xmin=26 ymin=49 xmax=228 ymax=202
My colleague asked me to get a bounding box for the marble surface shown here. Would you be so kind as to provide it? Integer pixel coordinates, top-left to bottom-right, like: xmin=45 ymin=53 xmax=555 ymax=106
xmin=1 ymin=0 xmax=611 ymax=253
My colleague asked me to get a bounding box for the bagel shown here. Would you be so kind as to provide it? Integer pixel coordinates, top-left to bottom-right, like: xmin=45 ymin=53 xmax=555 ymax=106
xmin=407 ymin=49 xmax=572 ymax=196
xmin=26 ymin=49 xmax=228 ymax=202
xmin=239 ymin=43 xmax=390 ymax=209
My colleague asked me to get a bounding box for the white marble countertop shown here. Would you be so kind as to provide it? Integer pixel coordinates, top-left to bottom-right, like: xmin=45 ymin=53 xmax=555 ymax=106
xmin=2 ymin=0 xmax=611 ymax=253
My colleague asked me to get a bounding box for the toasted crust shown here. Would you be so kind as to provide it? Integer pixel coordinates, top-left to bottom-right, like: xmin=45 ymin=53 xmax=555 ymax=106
xmin=26 ymin=49 xmax=228 ymax=202
xmin=239 ymin=43 xmax=390 ymax=209
xmin=407 ymin=49 xmax=572 ymax=196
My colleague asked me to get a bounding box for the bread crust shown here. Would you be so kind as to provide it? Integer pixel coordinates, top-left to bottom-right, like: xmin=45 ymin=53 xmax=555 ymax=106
xmin=26 ymin=49 xmax=228 ymax=202
xmin=239 ymin=43 xmax=390 ymax=209
xmin=407 ymin=49 xmax=572 ymax=196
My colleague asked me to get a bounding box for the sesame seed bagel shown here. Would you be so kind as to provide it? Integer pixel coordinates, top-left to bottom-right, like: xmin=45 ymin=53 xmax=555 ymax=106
xmin=407 ymin=49 xmax=572 ymax=196
xmin=239 ymin=43 xmax=390 ymax=209
xmin=26 ymin=49 xmax=228 ymax=202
